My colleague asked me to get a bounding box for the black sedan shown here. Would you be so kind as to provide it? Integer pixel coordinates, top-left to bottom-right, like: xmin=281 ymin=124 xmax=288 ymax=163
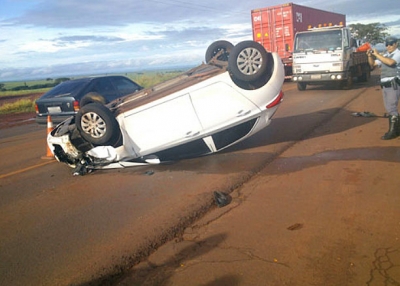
xmin=35 ymin=75 xmax=142 ymax=124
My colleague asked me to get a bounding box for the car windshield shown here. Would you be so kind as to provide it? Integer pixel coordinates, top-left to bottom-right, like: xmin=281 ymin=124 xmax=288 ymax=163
xmin=40 ymin=79 xmax=89 ymax=99
xmin=295 ymin=30 xmax=343 ymax=52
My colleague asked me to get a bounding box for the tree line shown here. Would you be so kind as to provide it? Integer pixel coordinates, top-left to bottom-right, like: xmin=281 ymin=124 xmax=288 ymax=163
xmin=348 ymin=22 xmax=390 ymax=44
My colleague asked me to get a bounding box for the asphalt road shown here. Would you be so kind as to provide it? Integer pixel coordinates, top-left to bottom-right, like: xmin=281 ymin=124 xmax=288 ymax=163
xmin=0 ymin=76 xmax=386 ymax=285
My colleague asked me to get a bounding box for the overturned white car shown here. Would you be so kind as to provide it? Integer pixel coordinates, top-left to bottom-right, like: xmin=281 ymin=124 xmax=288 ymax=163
xmin=47 ymin=40 xmax=284 ymax=175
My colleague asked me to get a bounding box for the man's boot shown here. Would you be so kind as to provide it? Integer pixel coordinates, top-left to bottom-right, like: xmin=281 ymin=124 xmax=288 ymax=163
xmin=397 ymin=115 xmax=400 ymax=136
xmin=381 ymin=115 xmax=399 ymax=140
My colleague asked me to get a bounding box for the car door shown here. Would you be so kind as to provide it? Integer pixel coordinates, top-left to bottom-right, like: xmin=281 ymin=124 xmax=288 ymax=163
xmin=190 ymin=82 xmax=260 ymax=134
xmin=121 ymin=94 xmax=203 ymax=154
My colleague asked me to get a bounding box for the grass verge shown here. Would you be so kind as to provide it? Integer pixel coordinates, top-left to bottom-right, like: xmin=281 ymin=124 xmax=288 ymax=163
xmin=0 ymin=99 xmax=36 ymax=114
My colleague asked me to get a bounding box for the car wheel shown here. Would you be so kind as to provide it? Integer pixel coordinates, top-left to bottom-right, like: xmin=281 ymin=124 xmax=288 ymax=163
xmin=76 ymin=103 xmax=121 ymax=146
xmin=297 ymin=82 xmax=307 ymax=91
xmin=228 ymin=41 xmax=269 ymax=83
xmin=80 ymin=92 xmax=107 ymax=106
xmin=205 ymin=40 xmax=234 ymax=63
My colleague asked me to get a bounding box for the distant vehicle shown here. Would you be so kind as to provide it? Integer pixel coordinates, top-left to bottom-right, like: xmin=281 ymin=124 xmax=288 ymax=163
xmin=251 ymin=2 xmax=346 ymax=78
xmin=35 ymin=76 xmax=142 ymax=124
xmin=292 ymin=26 xmax=370 ymax=90
xmin=47 ymin=40 xmax=285 ymax=175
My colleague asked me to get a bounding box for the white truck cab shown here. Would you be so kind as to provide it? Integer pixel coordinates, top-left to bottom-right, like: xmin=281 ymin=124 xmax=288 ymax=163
xmin=292 ymin=26 xmax=370 ymax=90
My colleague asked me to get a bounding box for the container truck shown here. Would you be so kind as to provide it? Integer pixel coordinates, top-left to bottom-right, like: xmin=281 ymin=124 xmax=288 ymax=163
xmin=251 ymin=3 xmax=346 ymax=78
xmin=291 ymin=26 xmax=370 ymax=90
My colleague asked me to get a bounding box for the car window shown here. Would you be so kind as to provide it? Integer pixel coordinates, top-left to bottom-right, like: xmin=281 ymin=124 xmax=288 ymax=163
xmin=41 ymin=80 xmax=88 ymax=99
xmin=111 ymin=77 xmax=141 ymax=96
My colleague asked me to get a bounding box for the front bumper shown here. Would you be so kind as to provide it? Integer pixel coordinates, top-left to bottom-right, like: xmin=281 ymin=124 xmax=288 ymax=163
xmin=47 ymin=118 xmax=93 ymax=166
xmin=292 ymin=72 xmax=347 ymax=83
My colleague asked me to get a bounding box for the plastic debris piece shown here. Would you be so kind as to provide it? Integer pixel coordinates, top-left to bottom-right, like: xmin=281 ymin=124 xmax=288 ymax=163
xmin=351 ymin=111 xmax=376 ymax=117
xmin=72 ymin=160 xmax=92 ymax=176
xmin=145 ymin=170 xmax=154 ymax=176
xmin=213 ymin=191 xmax=231 ymax=208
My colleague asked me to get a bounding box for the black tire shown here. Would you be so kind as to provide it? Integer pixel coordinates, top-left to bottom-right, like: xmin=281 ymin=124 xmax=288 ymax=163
xmin=205 ymin=40 xmax=233 ymax=63
xmin=228 ymin=41 xmax=269 ymax=82
xmin=359 ymin=65 xmax=371 ymax=82
xmin=342 ymin=73 xmax=353 ymax=90
xmin=76 ymin=103 xmax=121 ymax=146
xmin=80 ymin=92 xmax=107 ymax=106
xmin=297 ymin=82 xmax=307 ymax=91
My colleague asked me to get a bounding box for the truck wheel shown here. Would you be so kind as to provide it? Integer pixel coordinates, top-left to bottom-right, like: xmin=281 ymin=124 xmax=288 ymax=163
xmin=342 ymin=75 xmax=353 ymax=90
xmin=359 ymin=67 xmax=371 ymax=82
xmin=76 ymin=103 xmax=121 ymax=146
xmin=228 ymin=41 xmax=269 ymax=82
xmin=205 ymin=40 xmax=233 ymax=63
xmin=297 ymin=82 xmax=307 ymax=91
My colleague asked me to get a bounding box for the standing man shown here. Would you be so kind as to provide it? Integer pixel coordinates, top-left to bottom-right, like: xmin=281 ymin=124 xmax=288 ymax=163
xmin=368 ymin=36 xmax=400 ymax=140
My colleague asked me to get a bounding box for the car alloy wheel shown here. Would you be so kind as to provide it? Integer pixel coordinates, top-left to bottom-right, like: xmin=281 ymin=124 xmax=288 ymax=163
xmin=80 ymin=112 xmax=107 ymax=139
xmin=237 ymin=48 xmax=263 ymax=75
xmin=228 ymin=41 xmax=269 ymax=83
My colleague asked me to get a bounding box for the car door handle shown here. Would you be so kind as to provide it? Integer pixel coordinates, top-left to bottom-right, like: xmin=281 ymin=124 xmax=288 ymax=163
xmin=185 ymin=131 xmax=200 ymax=137
xmin=237 ymin=110 xmax=251 ymax=117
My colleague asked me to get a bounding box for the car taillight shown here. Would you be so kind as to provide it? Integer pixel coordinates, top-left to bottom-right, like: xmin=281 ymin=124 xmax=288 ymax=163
xmin=266 ymin=90 xmax=284 ymax=109
xmin=73 ymin=100 xmax=80 ymax=111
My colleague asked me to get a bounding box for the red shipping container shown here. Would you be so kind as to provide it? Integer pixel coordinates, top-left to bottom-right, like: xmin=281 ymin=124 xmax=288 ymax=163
xmin=251 ymin=3 xmax=345 ymax=76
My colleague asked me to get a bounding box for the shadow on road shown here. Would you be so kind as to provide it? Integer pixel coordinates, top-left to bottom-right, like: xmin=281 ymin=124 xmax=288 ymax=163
xmin=265 ymin=146 xmax=400 ymax=175
xmin=232 ymin=107 xmax=382 ymax=149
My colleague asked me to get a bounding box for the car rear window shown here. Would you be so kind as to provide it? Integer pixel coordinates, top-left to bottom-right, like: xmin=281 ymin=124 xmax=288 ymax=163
xmin=41 ymin=79 xmax=89 ymax=99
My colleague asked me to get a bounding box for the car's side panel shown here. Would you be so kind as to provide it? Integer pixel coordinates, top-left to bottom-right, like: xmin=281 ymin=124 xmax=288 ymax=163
xmin=146 ymin=118 xmax=258 ymax=160
xmin=121 ymin=94 xmax=203 ymax=154
xmin=238 ymin=53 xmax=285 ymax=110
xmin=190 ymin=80 xmax=261 ymax=134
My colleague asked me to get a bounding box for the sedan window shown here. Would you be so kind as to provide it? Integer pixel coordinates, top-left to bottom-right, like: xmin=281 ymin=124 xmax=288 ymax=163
xmin=112 ymin=77 xmax=141 ymax=96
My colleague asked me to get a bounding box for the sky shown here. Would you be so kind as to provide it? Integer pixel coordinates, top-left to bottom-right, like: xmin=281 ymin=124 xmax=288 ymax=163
xmin=1 ymin=0 xmax=400 ymax=82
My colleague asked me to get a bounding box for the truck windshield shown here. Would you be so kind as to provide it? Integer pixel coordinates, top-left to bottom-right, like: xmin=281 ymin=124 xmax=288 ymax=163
xmin=295 ymin=30 xmax=342 ymax=52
